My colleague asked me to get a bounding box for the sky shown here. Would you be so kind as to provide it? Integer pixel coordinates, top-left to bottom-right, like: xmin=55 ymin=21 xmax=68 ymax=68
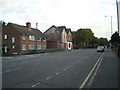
xmin=0 ymin=0 xmax=119 ymax=40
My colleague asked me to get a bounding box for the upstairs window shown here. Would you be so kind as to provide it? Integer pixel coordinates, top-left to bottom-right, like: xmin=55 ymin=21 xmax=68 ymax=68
xmin=22 ymin=35 xmax=26 ymax=40
xmin=37 ymin=37 xmax=41 ymax=41
xmin=12 ymin=37 xmax=15 ymax=43
xmin=4 ymin=35 xmax=8 ymax=39
xmin=29 ymin=35 xmax=35 ymax=41
xmin=42 ymin=37 xmax=46 ymax=42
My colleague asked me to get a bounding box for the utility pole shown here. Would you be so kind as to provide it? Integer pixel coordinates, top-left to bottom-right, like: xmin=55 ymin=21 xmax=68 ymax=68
xmin=105 ymin=16 xmax=113 ymax=49
xmin=116 ymin=0 xmax=120 ymax=57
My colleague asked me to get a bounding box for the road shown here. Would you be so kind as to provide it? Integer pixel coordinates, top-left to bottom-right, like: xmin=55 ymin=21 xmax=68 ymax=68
xmin=2 ymin=49 xmax=118 ymax=88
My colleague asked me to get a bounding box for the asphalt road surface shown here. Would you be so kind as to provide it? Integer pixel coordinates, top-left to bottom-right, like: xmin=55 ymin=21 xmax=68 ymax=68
xmin=2 ymin=49 xmax=118 ymax=88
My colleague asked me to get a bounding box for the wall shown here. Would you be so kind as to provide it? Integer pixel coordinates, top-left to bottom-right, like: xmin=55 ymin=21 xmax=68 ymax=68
xmin=2 ymin=25 xmax=19 ymax=55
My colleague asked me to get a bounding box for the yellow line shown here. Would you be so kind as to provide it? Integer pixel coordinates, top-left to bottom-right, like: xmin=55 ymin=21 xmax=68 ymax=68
xmin=79 ymin=52 xmax=105 ymax=89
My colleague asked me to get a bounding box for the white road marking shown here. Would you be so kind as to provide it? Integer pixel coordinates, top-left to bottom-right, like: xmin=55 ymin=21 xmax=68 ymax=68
xmin=79 ymin=53 xmax=105 ymax=89
xmin=1 ymin=57 xmax=12 ymax=59
xmin=32 ymin=83 xmax=40 ymax=88
xmin=63 ymin=68 xmax=66 ymax=71
xmin=3 ymin=67 xmax=22 ymax=74
xmin=68 ymin=65 xmax=72 ymax=68
xmin=36 ymin=63 xmax=39 ymax=64
xmin=17 ymin=58 xmax=22 ymax=60
xmin=63 ymin=65 xmax=72 ymax=71
xmin=87 ymin=57 xmax=103 ymax=87
xmin=55 ymin=72 xmax=61 ymax=75
xmin=46 ymin=75 xmax=53 ymax=80
xmin=74 ymin=63 xmax=76 ymax=65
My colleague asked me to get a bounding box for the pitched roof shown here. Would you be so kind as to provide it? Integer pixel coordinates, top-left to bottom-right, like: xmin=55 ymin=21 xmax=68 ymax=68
xmin=7 ymin=23 xmax=44 ymax=37
xmin=66 ymin=28 xmax=72 ymax=34
xmin=44 ymin=25 xmax=68 ymax=33
xmin=57 ymin=26 xmax=66 ymax=32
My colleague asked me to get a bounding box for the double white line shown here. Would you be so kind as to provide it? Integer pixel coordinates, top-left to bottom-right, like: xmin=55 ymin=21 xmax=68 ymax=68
xmin=79 ymin=52 xmax=105 ymax=89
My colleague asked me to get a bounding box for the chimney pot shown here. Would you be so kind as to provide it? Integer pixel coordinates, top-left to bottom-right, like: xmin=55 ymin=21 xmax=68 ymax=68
xmin=26 ymin=22 xmax=31 ymax=30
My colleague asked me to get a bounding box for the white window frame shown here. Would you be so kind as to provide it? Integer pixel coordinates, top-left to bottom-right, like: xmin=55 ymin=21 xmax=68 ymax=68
xmin=22 ymin=35 xmax=26 ymax=40
xmin=43 ymin=45 xmax=46 ymax=49
xmin=42 ymin=37 xmax=46 ymax=42
xmin=37 ymin=37 xmax=41 ymax=41
xmin=4 ymin=35 xmax=8 ymax=39
xmin=29 ymin=35 xmax=35 ymax=41
xmin=4 ymin=46 xmax=8 ymax=53
xmin=22 ymin=44 xmax=26 ymax=50
xmin=12 ymin=37 xmax=15 ymax=43
xmin=37 ymin=45 xmax=41 ymax=50
xmin=12 ymin=46 xmax=15 ymax=49
xmin=29 ymin=45 xmax=35 ymax=50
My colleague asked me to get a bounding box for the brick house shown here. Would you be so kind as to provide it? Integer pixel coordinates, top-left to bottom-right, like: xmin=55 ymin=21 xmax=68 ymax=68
xmin=2 ymin=22 xmax=47 ymax=55
xmin=44 ymin=25 xmax=72 ymax=50
xmin=0 ymin=21 xmax=2 ymax=55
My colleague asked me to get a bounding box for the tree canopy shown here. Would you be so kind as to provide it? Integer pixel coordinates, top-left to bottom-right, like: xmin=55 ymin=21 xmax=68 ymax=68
xmin=111 ymin=31 xmax=120 ymax=45
xmin=72 ymin=28 xmax=109 ymax=48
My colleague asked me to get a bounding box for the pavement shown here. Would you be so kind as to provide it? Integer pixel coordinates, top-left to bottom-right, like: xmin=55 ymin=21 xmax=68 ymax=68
xmin=90 ymin=49 xmax=119 ymax=88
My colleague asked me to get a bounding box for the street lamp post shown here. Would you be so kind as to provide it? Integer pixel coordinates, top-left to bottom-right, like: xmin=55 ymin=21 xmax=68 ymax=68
xmin=116 ymin=0 xmax=120 ymax=57
xmin=105 ymin=15 xmax=113 ymax=49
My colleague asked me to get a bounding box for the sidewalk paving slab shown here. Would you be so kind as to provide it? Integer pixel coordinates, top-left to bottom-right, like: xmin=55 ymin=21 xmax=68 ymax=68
xmin=91 ymin=49 xmax=119 ymax=88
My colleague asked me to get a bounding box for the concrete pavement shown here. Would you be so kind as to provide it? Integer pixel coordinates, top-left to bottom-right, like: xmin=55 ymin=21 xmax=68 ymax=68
xmin=90 ymin=49 xmax=119 ymax=88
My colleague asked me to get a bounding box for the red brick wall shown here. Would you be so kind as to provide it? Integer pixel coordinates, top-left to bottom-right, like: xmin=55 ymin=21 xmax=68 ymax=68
xmin=2 ymin=25 xmax=19 ymax=55
xmin=2 ymin=25 xmax=47 ymax=55
xmin=47 ymin=41 xmax=57 ymax=49
xmin=67 ymin=33 xmax=72 ymax=41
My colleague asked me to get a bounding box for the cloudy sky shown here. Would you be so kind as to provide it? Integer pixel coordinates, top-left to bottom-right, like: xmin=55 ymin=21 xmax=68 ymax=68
xmin=0 ymin=0 xmax=119 ymax=40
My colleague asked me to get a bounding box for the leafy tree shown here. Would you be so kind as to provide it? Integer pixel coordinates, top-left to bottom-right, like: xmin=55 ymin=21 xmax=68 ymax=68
xmin=111 ymin=31 xmax=119 ymax=45
xmin=72 ymin=28 xmax=109 ymax=48
xmin=98 ymin=38 xmax=109 ymax=46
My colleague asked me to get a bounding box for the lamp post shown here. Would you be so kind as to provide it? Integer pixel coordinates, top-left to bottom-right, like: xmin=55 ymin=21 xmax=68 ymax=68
xmin=105 ymin=15 xmax=113 ymax=49
xmin=105 ymin=16 xmax=113 ymax=36
xmin=116 ymin=0 xmax=120 ymax=57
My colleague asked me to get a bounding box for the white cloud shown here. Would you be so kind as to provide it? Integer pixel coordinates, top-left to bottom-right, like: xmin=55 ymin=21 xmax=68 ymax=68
xmin=0 ymin=0 xmax=118 ymax=39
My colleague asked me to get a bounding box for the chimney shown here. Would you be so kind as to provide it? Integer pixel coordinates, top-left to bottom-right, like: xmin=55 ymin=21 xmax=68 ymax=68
xmin=36 ymin=22 xmax=38 ymax=29
xmin=26 ymin=22 xmax=31 ymax=30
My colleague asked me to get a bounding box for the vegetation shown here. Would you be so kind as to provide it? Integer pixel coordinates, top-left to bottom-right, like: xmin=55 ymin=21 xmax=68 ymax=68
xmin=110 ymin=31 xmax=120 ymax=45
xmin=72 ymin=28 xmax=109 ymax=49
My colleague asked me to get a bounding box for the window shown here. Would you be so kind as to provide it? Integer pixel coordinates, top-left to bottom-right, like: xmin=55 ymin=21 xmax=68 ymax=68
xmin=4 ymin=35 xmax=7 ymax=39
xmin=29 ymin=45 xmax=35 ymax=50
xmin=12 ymin=46 xmax=15 ymax=49
xmin=42 ymin=37 xmax=46 ymax=42
xmin=22 ymin=35 xmax=26 ymax=40
xmin=29 ymin=35 xmax=35 ymax=40
xmin=37 ymin=45 xmax=41 ymax=50
xmin=37 ymin=37 xmax=41 ymax=41
xmin=22 ymin=44 xmax=26 ymax=50
xmin=4 ymin=46 xmax=8 ymax=53
xmin=43 ymin=45 xmax=46 ymax=49
xmin=12 ymin=38 xmax=15 ymax=43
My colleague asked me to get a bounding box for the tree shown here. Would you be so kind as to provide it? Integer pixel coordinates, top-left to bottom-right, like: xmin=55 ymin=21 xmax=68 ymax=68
xmin=72 ymin=28 xmax=109 ymax=49
xmin=73 ymin=28 xmax=97 ymax=48
xmin=111 ymin=31 xmax=119 ymax=45
xmin=98 ymin=38 xmax=109 ymax=46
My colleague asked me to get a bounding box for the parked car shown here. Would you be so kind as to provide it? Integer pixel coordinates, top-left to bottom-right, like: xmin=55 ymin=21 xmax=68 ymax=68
xmin=97 ymin=46 xmax=105 ymax=52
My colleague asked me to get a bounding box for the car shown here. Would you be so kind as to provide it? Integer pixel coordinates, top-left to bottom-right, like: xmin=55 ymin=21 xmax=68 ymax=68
xmin=97 ymin=46 xmax=105 ymax=52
